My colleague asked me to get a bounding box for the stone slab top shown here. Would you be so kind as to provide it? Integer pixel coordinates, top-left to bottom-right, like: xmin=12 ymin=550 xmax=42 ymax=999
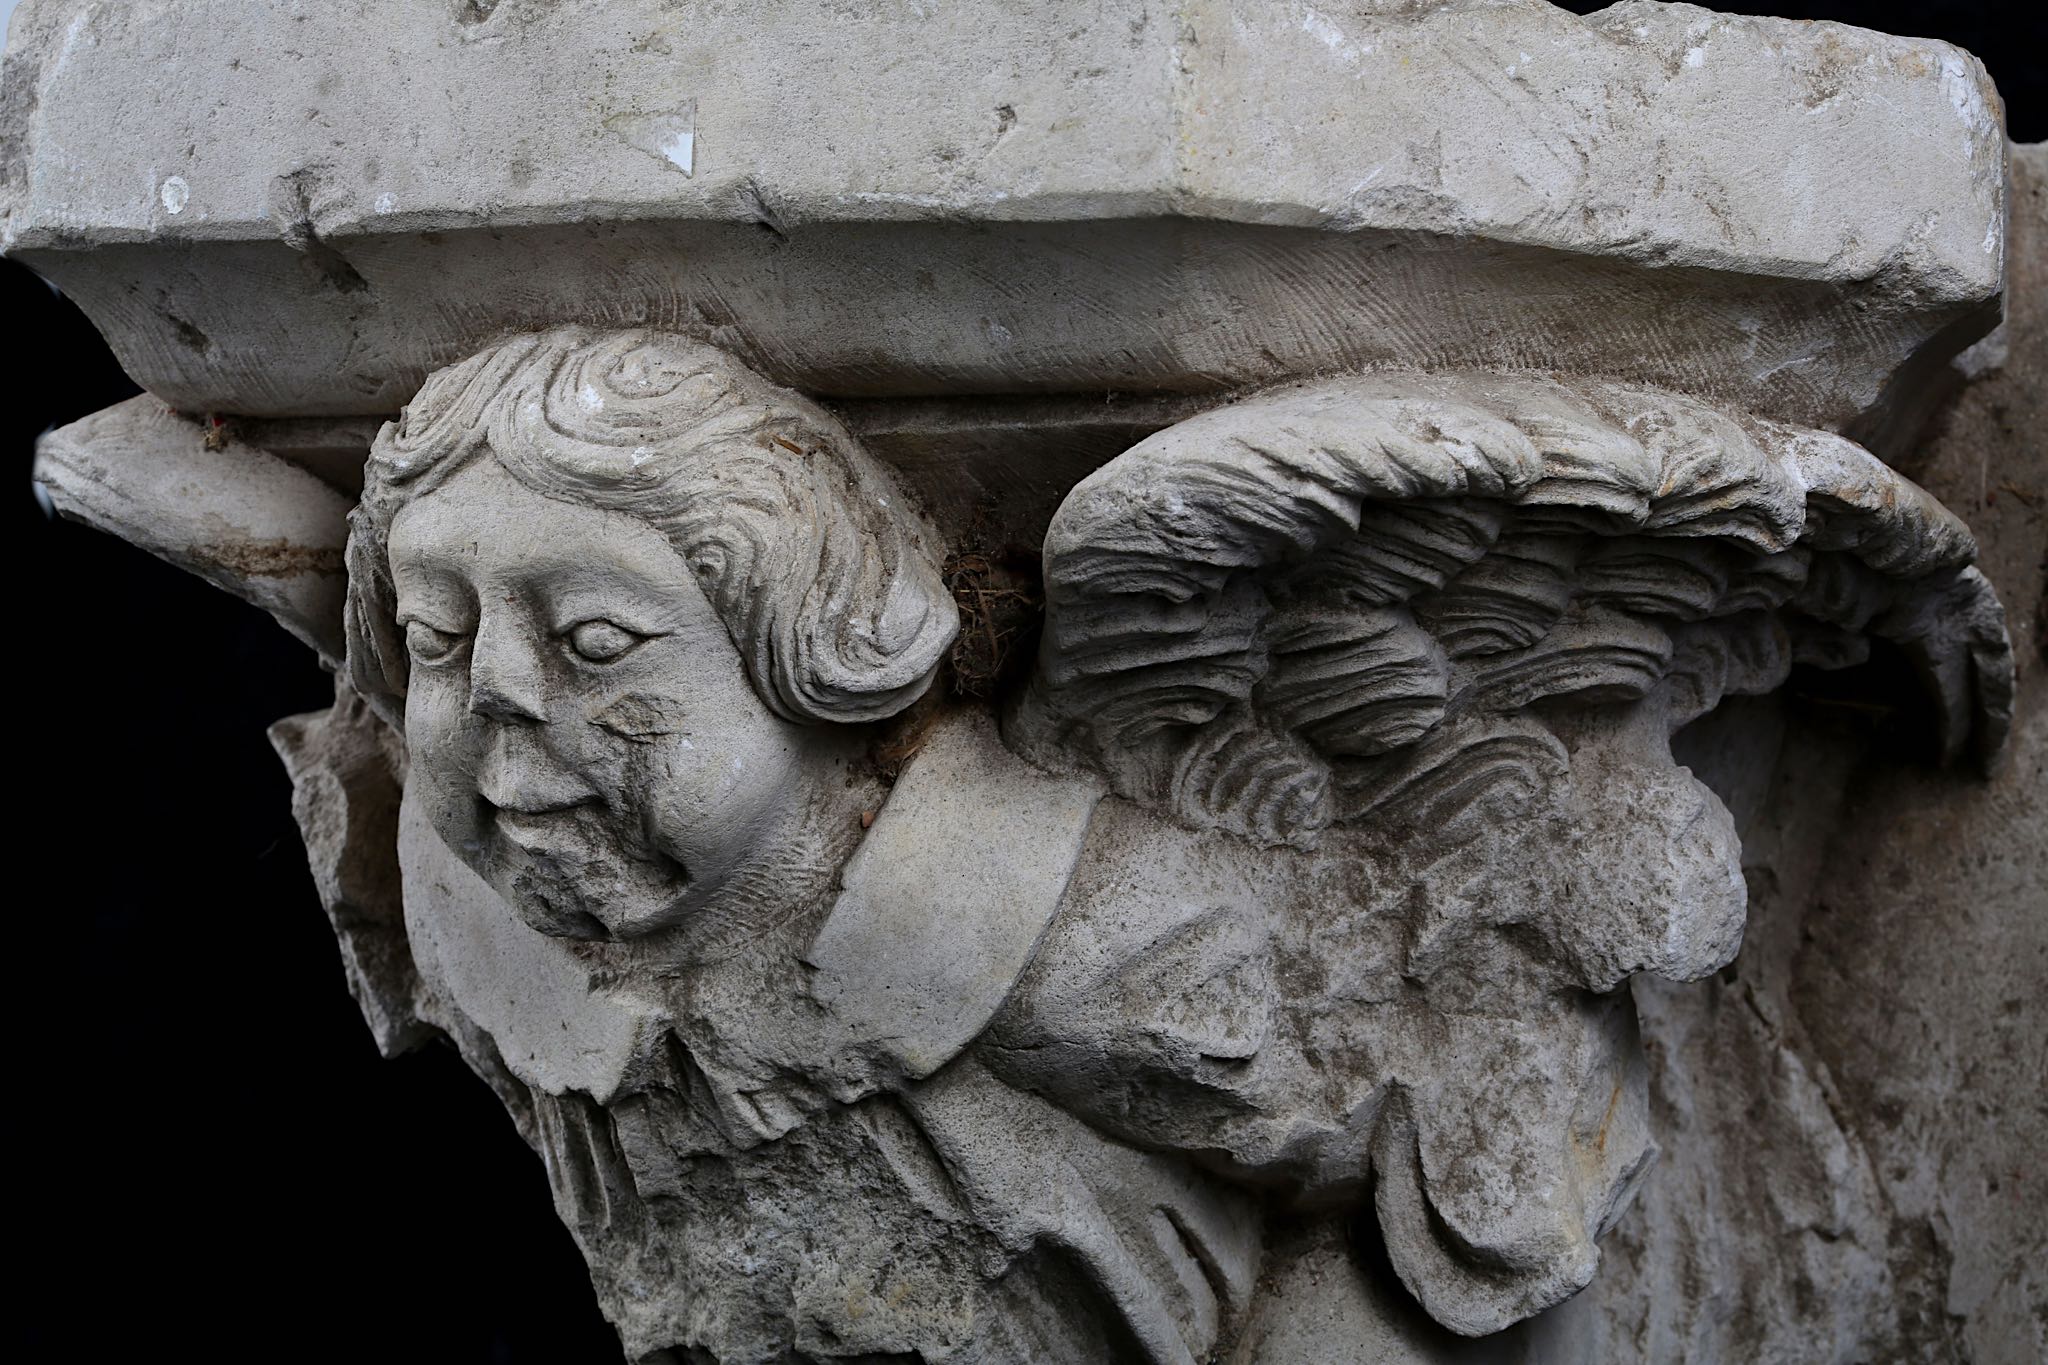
xmin=2 ymin=0 xmax=2009 ymax=275
xmin=0 ymin=0 xmax=2013 ymax=432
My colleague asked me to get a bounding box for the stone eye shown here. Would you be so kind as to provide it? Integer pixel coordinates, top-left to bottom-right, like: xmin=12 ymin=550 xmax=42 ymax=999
xmin=403 ymin=619 xmax=465 ymax=664
xmin=567 ymin=619 xmax=644 ymax=663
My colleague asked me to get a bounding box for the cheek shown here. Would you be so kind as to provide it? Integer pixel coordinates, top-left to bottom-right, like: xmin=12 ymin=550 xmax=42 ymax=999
xmin=588 ymin=654 xmax=799 ymax=812
xmin=633 ymin=717 xmax=805 ymax=863
xmin=404 ymin=678 xmax=457 ymax=748
xmin=404 ymin=682 xmax=482 ymax=793
xmin=645 ymin=728 xmax=796 ymax=817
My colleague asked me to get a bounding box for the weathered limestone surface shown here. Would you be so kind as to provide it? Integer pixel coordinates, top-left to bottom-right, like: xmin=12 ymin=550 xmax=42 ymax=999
xmin=10 ymin=3 xmax=2040 ymax=1361
xmin=34 ymin=397 xmax=353 ymax=662
xmin=1520 ymin=141 xmax=2045 ymax=1365
xmin=0 ymin=0 xmax=2007 ymax=443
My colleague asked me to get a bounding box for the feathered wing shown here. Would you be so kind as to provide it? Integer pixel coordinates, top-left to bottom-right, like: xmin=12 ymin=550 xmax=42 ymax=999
xmin=996 ymin=372 xmax=2013 ymax=1335
xmin=1013 ymin=371 xmax=2010 ymax=844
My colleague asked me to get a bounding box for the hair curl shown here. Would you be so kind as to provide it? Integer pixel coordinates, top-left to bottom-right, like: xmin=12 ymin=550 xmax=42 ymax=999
xmin=345 ymin=327 xmax=956 ymax=727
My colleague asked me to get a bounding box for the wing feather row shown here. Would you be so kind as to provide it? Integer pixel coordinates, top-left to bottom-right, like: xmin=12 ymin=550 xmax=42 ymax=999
xmin=1013 ymin=373 xmax=2012 ymax=844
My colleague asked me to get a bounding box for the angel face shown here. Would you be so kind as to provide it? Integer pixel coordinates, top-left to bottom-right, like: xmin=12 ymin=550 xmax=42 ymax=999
xmin=387 ymin=457 xmax=812 ymax=941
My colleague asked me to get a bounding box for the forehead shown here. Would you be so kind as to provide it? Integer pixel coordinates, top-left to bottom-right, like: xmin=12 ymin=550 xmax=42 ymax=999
xmin=386 ymin=456 xmax=693 ymax=592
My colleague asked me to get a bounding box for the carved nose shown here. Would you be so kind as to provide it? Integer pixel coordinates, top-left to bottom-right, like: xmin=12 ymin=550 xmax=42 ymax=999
xmin=467 ymin=613 xmax=547 ymax=723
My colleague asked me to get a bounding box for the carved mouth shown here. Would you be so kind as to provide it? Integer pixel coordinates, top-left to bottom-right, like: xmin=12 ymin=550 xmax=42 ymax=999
xmin=490 ymin=800 xmax=599 ymax=849
xmin=470 ymin=789 xmax=694 ymax=944
xmin=484 ymin=799 xmax=692 ymax=914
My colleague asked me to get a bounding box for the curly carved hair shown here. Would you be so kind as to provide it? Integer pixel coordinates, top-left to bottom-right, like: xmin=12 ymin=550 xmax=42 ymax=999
xmin=345 ymin=327 xmax=956 ymax=727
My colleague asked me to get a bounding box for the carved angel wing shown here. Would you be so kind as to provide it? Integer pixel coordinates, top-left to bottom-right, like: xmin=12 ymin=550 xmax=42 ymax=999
xmin=1011 ymin=372 xmax=2013 ymax=846
xmin=995 ymin=372 xmax=2015 ymax=1336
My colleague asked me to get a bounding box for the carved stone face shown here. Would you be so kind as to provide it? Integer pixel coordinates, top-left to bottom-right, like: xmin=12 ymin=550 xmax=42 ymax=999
xmin=387 ymin=457 xmax=813 ymax=941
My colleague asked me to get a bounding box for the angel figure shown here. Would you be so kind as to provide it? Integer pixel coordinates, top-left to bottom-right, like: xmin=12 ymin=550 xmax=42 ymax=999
xmin=285 ymin=326 xmax=2009 ymax=1364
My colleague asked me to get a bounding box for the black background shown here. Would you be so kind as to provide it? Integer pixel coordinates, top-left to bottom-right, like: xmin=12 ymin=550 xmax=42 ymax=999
xmin=10 ymin=5 xmax=2042 ymax=1360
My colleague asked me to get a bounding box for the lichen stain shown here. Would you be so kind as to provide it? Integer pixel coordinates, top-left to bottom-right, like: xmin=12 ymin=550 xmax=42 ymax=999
xmin=196 ymin=538 xmax=345 ymax=578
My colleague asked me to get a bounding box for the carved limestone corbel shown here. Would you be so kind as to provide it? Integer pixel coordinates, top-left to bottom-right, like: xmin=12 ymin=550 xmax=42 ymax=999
xmin=12 ymin=1 xmax=2031 ymax=1359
